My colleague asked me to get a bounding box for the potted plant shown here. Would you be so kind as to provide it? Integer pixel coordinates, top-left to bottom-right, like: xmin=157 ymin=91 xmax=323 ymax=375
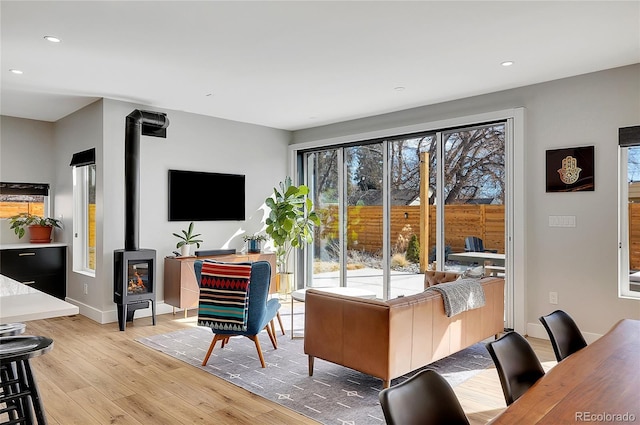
xmin=265 ymin=177 xmax=320 ymax=294
xmin=172 ymin=222 xmax=203 ymax=257
xmin=9 ymin=212 xmax=63 ymax=243
xmin=243 ymin=234 xmax=267 ymax=254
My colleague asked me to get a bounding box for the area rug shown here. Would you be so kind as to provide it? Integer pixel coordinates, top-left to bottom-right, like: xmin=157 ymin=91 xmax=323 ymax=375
xmin=136 ymin=325 xmax=494 ymax=425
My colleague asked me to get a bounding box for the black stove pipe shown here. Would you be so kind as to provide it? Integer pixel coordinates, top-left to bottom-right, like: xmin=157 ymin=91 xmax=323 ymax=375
xmin=124 ymin=109 xmax=169 ymax=251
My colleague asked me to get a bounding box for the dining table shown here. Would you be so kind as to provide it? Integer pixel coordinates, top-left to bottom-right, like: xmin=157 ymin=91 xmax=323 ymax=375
xmin=489 ymin=318 xmax=640 ymax=424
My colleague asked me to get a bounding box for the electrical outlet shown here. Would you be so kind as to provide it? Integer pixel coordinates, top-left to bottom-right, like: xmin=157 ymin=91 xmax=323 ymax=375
xmin=84 ymin=283 xmax=88 ymax=295
xmin=549 ymin=291 xmax=558 ymax=305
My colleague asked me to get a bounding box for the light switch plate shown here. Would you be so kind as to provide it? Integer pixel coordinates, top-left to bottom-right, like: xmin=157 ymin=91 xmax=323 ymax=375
xmin=549 ymin=215 xmax=576 ymax=227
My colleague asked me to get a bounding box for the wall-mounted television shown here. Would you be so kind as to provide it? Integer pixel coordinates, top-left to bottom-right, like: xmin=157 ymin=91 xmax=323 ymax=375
xmin=168 ymin=169 xmax=245 ymax=221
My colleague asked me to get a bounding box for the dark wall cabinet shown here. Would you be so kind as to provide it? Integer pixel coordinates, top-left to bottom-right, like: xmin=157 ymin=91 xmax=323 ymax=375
xmin=0 ymin=245 xmax=67 ymax=299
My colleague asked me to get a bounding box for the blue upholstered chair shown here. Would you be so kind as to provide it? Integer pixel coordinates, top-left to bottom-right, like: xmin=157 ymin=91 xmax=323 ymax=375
xmin=195 ymin=260 xmax=281 ymax=368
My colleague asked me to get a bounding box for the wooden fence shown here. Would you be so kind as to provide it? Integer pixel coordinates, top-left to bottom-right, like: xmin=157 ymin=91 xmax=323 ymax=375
xmin=318 ymin=204 xmax=640 ymax=269
xmin=12 ymin=201 xmax=640 ymax=269
xmin=0 ymin=202 xmax=44 ymax=218
xmin=630 ymin=204 xmax=640 ymax=270
xmin=317 ymin=204 xmax=505 ymax=256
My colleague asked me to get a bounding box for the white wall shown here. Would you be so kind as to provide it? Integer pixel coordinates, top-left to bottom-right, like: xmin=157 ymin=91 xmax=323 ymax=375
xmin=96 ymin=100 xmax=290 ymax=321
xmin=0 ymin=116 xmax=55 ymax=243
xmin=292 ymin=64 xmax=640 ymax=338
xmin=1 ymin=100 xmax=290 ymax=323
xmin=52 ymin=100 xmax=103 ymax=312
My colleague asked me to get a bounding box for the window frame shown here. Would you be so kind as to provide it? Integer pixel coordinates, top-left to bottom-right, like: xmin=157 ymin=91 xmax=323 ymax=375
xmin=618 ymin=146 xmax=640 ymax=299
xmin=72 ymin=164 xmax=96 ymax=276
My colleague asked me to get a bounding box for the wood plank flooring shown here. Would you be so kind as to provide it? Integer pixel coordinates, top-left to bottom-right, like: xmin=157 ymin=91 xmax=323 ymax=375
xmin=9 ymin=312 xmax=556 ymax=425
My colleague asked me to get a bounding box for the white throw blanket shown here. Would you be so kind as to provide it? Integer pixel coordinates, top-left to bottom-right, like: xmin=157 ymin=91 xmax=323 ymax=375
xmin=426 ymin=278 xmax=486 ymax=317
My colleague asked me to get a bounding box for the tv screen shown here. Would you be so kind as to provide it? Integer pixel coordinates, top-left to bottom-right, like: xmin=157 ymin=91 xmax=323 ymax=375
xmin=168 ymin=169 xmax=245 ymax=221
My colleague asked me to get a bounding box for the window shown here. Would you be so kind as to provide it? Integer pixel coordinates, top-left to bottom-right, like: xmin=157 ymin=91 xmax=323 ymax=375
xmin=0 ymin=182 xmax=49 ymax=219
xmin=71 ymin=149 xmax=96 ymax=275
xmin=300 ymin=121 xmax=506 ymax=300
xmin=619 ymin=126 xmax=640 ymax=299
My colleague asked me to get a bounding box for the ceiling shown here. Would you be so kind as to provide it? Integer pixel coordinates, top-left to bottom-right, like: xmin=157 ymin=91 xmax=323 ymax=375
xmin=1 ymin=1 xmax=638 ymax=131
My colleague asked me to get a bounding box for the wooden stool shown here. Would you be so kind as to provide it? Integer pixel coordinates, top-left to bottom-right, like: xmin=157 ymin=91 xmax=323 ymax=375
xmin=0 ymin=336 xmax=54 ymax=425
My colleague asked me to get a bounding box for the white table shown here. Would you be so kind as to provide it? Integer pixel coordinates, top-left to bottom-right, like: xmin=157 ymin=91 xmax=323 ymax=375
xmin=0 ymin=275 xmax=79 ymax=323
xmin=289 ymin=286 xmax=377 ymax=339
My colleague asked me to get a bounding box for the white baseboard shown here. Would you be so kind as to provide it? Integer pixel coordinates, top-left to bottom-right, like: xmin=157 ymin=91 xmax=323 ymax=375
xmin=526 ymin=322 xmax=602 ymax=344
xmin=64 ymin=298 xmax=175 ymax=324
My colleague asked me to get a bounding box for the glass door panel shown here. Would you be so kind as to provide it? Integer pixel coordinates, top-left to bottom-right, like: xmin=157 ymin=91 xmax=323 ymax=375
xmin=345 ymin=144 xmax=384 ymax=297
xmin=389 ymin=135 xmax=435 ymax=297
xmin=307 ymin=149 xmax=340 ymax=289
xmin=442 ymin=124 xmax=506 ymax=275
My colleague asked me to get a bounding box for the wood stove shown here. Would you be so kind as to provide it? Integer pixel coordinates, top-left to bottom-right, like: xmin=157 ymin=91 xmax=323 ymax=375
xmin=114 ymin=249 xmax=156 ymax=331
xmin=114 ymin=109 xmax=168 ymax=331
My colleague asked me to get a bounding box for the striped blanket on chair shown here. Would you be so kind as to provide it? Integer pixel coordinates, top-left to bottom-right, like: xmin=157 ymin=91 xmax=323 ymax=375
xmin=197 ymin=260 xmax=252 ymax=332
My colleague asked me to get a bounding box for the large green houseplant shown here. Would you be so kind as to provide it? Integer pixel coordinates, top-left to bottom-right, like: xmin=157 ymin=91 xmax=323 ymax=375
xmin=9 ymin=212 xmax=62 ymax=243
xmin=265 ymin=177 xmax=320 ymax=294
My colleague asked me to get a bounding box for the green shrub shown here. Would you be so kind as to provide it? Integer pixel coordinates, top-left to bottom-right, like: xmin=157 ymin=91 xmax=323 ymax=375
xmin=406 ymin=234 xmax=420 ymax=263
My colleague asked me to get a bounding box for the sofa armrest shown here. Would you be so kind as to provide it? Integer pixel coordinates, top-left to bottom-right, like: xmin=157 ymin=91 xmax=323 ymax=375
xmin=304 ymin=290 xmax=393 ymax=380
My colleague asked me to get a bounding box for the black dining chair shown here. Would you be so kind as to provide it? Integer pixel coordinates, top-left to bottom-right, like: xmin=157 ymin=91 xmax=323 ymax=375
xmin=539 ymin=310 xmax=587 ymax=362
xmin=378 ymin=369 xmax=470 ymax=425
xmin=486 ymin=331 xmax=545 ymax=406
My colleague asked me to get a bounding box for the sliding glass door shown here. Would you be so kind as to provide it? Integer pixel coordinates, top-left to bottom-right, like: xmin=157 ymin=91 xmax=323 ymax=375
xmin=344 ymin=144 xmax=385 ymax=296
xmin=441 ymin=124 xmax=506 ymax=275
xmin=301 ymin=121 xmax=507 ymax=300
xmin=306 ymin=149 xmax=341 ymax=289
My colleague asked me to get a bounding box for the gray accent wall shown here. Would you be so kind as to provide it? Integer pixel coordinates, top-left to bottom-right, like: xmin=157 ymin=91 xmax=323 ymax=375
xmin=0 ymin=116 xmax=56 ymax=244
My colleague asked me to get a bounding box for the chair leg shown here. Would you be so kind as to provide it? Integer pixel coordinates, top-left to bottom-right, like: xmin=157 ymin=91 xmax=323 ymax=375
xmin=202 ymin=334 xmax=225 ymax=366
xmin=270 ymin=319 xmax=276 ymax=339
xmin=308 ymin=355 xmax=314 ymax=376
xmin=249 ymin=335 xmax=266 ymax=368
xmin=265 ymin=325 xmax=278 ymax=349
xmin=276 ymin=311 xmax=285 ymax=336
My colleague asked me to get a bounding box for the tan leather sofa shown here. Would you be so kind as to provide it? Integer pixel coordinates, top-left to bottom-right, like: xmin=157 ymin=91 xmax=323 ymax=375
xmin=304 ymin=271 xmax=504 ymax=388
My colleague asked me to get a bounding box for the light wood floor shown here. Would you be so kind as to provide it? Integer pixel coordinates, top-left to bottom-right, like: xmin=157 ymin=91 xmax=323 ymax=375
xmin=11 ymin=312 xmax=556 ymax=425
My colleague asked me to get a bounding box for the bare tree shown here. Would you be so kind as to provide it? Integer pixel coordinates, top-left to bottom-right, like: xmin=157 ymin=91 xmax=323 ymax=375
xmin=308 ymin=123 xmax=505 ymax=207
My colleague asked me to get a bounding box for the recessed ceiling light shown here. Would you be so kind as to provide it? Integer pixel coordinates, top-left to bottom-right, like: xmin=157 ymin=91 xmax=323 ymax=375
xmin=501 ymin=61 xmax=514 ymax=67
xmin=44 ymin=35 xmax=61 ymax=43
xmin=9 ymin=69 xmax=23 ymax=75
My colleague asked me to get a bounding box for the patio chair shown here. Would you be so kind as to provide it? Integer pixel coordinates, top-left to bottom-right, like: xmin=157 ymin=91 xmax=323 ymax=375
xmin=464 ymin=236 xmax=498 ymax=253
xmin=195 ymin=260 xmax=281 ymax=368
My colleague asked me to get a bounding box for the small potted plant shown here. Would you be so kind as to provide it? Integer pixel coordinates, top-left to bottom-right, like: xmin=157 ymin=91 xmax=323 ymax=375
xmin=172 ymin=222 xmax=203 ymax=257
xmin=243 ymin=234 xmax=267 ymax=253
xmin=9 ymin=212 xmax=63 ymax=243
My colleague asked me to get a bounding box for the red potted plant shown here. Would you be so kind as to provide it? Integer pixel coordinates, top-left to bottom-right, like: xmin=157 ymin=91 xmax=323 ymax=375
xmin=9 ymin=213 xmax=62 ymax=243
